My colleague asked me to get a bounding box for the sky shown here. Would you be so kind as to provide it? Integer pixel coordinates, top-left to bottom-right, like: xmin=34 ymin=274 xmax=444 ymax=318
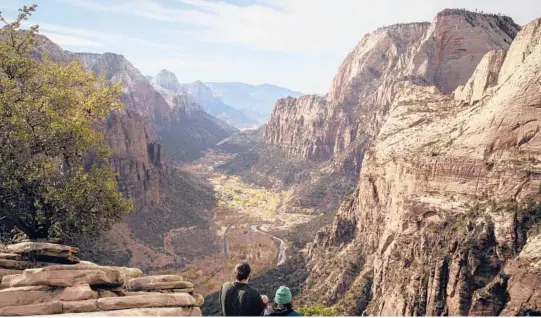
xmin=2 ymin=0 xmax=541 ymax=94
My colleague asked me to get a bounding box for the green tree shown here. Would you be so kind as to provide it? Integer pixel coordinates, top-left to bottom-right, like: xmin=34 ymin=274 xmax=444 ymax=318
xmin=0 ymin=4 xmax=132 ymax=242
xmin=297 ymin=304 xmax=338 ymax=316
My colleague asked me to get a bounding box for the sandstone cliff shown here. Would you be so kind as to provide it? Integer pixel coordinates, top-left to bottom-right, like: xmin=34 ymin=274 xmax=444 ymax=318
xmin=261 ymin=10 xmax=520 ymax=213
xmin=300 ymin=13 xmax=541 ymax=316
xmin=266 ymin=10 xmax=519 ymax=169
xmin=31 ymin=36 xmax=222 ymax=271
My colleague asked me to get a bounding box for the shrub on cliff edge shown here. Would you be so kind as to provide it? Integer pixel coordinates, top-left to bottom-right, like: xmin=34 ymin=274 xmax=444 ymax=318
xmin=297 ymin=304 xmax=337 ymax=316
xmin=0 ymin=4 xmax=132 ymax=242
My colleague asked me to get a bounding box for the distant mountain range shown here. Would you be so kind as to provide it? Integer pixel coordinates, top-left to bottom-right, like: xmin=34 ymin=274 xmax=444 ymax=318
xmin=149 ymin=69 xmax=303 ymax=128
xmin=204 ymin=82 xmax=303 ymax=124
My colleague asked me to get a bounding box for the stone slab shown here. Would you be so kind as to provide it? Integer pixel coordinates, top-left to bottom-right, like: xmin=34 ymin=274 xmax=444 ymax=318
xmin=126 ymin=275 xmax=192 ymax=292
xmin=74 ymin=262 xmax=143 ymax=279
xmin=1 ymin=267 xmax=124 ymax=288
xmin=0 ymin=259 xmax=35 ymax=270
xmin=0 ymin=253 xmax=22 ymax=260
xmin=0 ymin=285 xmax=55 ymax=307
xmin=97 ymin=293 xmax=196 ymax=311
xmin=7 ymin=242 xmax=79 ymax=264
xmin=58 ymin=306 xmax=201 ymax=316
xmin=0 ymin=268 xmax=23 ymax=277
xmin=56 ymin=284 xmax=98 ymax=301
xmin=0 ymin=301 xmax=62 ymax=316
xmin=62 ymin=299 xmax=99 ymax=313
xmin=8 ymin=242 xmax=80 ymax=255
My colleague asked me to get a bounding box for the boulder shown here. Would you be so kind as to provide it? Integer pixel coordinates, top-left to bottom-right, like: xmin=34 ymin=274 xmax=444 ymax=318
xmin=0 ymin=285 xmax=55 ymax=308
xmin=7 ymin=242 xmax=79 ymax=264
xmin=126 ymin=275 xmax=193 ymax=291
xmin=59 ymin=306 xmax=201 ymax=316
xmin=1 ymin=265 xmax=124 ymax=288
xmin=0 ymin=301 xmax=63 ymax=316
xmin=56 ymin=284 xmax=98 ymax=301
xmin=62 ymin=299 xmax=99 ymax=313
xmin=97 ymin=293 xmax=196 ymax=311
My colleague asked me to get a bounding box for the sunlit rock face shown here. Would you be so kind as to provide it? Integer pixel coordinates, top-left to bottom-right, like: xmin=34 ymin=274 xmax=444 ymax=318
xmin=265 ymin=10 xmax=519 ymax=183
xmin=292 ymin=11 xmax=541 ymax=316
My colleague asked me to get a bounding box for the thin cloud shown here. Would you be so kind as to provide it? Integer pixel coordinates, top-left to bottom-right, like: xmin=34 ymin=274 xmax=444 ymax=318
xmin=19 ymin=20 xmax=185 ymax=52
xmin=27 ymin=0 xmax=541 ymax=93
xmin=42 ymin=32 xmax=104 ymax=47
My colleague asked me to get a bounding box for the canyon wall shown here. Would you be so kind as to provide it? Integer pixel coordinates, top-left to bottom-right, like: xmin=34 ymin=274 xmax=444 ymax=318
xmin=33 ymin=36 xmax=226 ymax=270
xmin=291 ymin=11 xmax=541 ymax=316
xmin=266 ymin=10 xmax=518 ymax=172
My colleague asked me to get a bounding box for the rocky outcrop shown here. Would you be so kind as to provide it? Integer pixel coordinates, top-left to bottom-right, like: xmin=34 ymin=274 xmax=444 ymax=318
xmin=153 ymin=69 xmax=182 ymax=92
xmin=76 ymin=53 xmax=171 ymax=123
xmin=0 ymin=242 xmax=202 ymax=316
xmin=454 ymin=49 xmax=507 ymax=105
xmin=101 ymin=110 xmax=161 ymax=204
xmin=298 ymin=12 xmax=541 ymax=317
xmin=266 ymin=10 xmax=519 ymax=170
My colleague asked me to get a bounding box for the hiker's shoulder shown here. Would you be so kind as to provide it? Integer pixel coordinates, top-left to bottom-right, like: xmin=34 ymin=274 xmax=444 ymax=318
xmin=221 ymin=281 xmax=235 ymax=290
xmin=238 ymin=284 xmax=260 ymax=297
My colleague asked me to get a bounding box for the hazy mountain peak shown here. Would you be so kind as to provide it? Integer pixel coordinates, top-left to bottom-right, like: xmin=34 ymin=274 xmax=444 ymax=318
xmin=154 ymin=69 xmax=181 ymax=92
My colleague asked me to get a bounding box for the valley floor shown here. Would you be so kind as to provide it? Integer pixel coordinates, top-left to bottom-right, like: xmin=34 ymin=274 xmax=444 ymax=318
xmin=157 ymin=150 xmax=317 ymax=297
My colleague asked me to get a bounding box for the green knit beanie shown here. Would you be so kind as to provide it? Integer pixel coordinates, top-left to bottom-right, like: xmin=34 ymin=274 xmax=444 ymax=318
xmin=274 ymin=286 xmax=292 ymax=305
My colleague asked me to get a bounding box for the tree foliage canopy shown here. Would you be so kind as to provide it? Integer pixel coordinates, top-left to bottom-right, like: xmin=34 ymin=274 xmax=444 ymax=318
xmin=0 ymin=4 xmax=132 ymax=241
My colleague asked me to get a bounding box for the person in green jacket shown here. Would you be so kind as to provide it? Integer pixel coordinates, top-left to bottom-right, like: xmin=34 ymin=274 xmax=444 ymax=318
xmin=219 ymin=262 xmax=266 ymax=316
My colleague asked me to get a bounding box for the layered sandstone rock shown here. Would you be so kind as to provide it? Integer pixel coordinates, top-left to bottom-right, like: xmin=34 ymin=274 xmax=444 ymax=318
xmin=262 ymin=10 xmax=520 ymax=213
xmin=266 ymin=10 xmax=519 ymax=170
xmin=297 ymin=11 xmax=541 ymax=317
xmin=0 ymin=242 xmax=203 ymax=316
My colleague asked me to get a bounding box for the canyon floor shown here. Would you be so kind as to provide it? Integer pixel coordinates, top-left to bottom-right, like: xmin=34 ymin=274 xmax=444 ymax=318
xmin=156 ymin=150 xmax=317 ymax=297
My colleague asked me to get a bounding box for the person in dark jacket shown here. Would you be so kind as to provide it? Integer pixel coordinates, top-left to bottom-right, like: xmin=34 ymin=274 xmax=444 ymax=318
xmin=219 ymin=262 xmax=266 ymax=316
xmin=266 ymin=286 xmax=301 ymax=316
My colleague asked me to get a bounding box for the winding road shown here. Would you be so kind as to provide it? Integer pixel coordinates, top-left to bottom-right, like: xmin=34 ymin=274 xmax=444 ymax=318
xmin=222 ymin=224 xmax=287 ymax=267
xmin=223 ymin=224 xmax=233 ymax=259
xmin=250 ymin=225 xmax=287 ymax=266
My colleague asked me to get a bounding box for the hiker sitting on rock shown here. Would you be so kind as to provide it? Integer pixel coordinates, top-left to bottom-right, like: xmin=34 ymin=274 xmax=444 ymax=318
xmin=265 ymin=286 xmax=301 ymax=316
xmin=219 ymin=262 xmax=266 ymax=316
